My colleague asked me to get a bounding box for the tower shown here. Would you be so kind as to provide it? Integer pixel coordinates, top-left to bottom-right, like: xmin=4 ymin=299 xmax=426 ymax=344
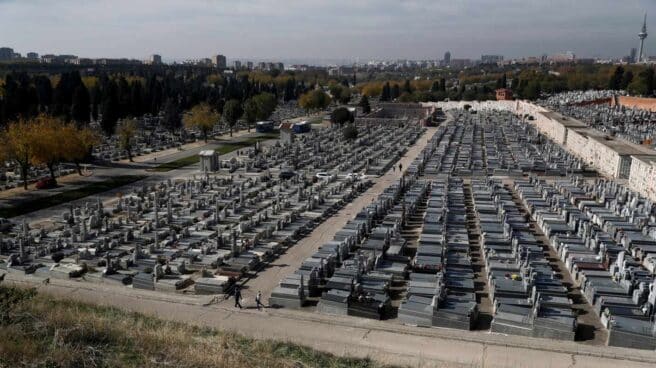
xmin=638 ymin=13 xmax=648 ymax=63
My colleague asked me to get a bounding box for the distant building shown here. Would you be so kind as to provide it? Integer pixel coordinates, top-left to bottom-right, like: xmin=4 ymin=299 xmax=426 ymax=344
xmin=234 ymin=60 xmax=241 ymax=70
xmin=213 ymin=54 xmax=227 ymax=69
xmin=275 ymin=62 xmax=284 ymax=71
xmin=481 ymin=54 xmax=504 ymax=64
xmin=449 ymin=59 xmax=471 ymax=68
xmin=246 ymin=61 xmax=253 ymax=70
xmin=495 ymin=88 xmax=513 ymax=101
xmin=0 ymin=47 xmax=14 ymax=61
xmin=26 ymin=52 xmax=38 ymax=60
xmin=443 ymin=51 xmax=451 ymax=65
xmin=630 ymin=47 xmax=638 ymax=63
xmin=150 ymin=54 xmax=162 ymax=65
xmin=548 ymin=51 xmax=576 ymax=63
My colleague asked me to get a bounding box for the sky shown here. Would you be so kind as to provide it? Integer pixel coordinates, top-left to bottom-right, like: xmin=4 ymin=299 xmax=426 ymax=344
xmin=0 ymin=0 xmax=655 ymax=63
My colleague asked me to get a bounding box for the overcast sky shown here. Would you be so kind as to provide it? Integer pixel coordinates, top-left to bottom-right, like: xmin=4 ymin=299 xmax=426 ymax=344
xmin=1 ymin=0 xmax=655 ymax=62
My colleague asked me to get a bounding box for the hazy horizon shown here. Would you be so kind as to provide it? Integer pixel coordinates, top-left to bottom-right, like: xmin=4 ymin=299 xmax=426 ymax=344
xmin=1 ymin=0 xmax=655 ymax=62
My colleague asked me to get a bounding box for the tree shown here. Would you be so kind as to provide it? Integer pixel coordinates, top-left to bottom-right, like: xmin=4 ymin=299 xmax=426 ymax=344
xmin=628 ymin=68 xmax=655 ymax=96
xmin=380 ymin=82 xmax=391 ymax=101
xmin=440 ymin=78 xmax=446 ymax=92
xmin=64 ymin=125 xmax=100 ymax=175
xmin=222 ymin=99 xmax=243 ymax=137
xmin=117 ymin=119 xmax=138 ymax=162
xmin=298 ymin=89 xmax=331 ymax=112
xmin=359 ymin=95 xmax=371 ymax=114
xmin=70 ymin=84 xmax=91 ymax=126
xmin=243 ymin=98 xmax=258 ymax=132
xmin=162 ymin=98 xmax=181 ymax=132
xmin=430 ymin=81 xmax=440 ymax=92
xmin=0 ymin=118 xmax=35 ymax=189
xmin=609 ymin=66 xmax=624 ymax=90
xmin=331 ymin=107 xmax=353 ymax=126
xmin=390 ymin=84 xmax=401 ymax=100
xmin=100 ymin=80 xmax=120 ymax=135
xmin=621 ymin=70 xmax=634 ymax=90
xmin=253 ymin=92 xmax=277 ymax=121
xmin=29 ymin=115 xmax=70 ymax=183
xmin=403 ymin=79 xmax=412 ymax=94
xmin=183 ymin=103 xmax=219 ymax=142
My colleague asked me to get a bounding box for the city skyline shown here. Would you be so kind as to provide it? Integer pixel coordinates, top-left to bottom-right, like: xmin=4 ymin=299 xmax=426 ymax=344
xmin=0 ymin=0 xmax=655 ymax=62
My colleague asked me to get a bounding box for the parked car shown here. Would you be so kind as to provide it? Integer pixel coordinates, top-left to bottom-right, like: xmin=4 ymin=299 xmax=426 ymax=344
xmin=35 ymin=177 xmax=57 ymax=189
xmin=315 ymin=172 xmax=332 ymax=181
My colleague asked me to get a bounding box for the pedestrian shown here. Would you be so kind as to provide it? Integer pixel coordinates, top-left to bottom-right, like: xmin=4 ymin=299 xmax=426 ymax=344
xmin=234 ymin=286 xmax=243 ymax=309
xmin=255 ymin=290 xmax=263 ymax=310
xmin=399 ymin=163 xmax=403 ymax=172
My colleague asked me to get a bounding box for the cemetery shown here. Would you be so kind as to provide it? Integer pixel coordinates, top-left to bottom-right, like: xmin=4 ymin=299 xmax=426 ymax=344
xmin=0 ymin=112 xmax=424 ymax=302
xmin=2 ymin=100 xmax=656 ymax=352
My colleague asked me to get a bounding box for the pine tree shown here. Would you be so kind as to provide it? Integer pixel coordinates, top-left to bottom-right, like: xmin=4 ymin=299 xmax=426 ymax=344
xmin=359 ymin=95 xmax=371 ymax=114
xmin=70 ymin=84 xmax=91 ymax=125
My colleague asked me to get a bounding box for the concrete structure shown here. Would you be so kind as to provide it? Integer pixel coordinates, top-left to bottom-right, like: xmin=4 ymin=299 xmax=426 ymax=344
xmin=638 ymin=13 xmax=648 ymax=63
xmin=443 ymin=51 xmax=451 ymax=65
xmin=279 ymin=122 xmax=295 ymax=144
xmin=26 ymin=52 xmax=38 ymax=60
xmin=629 ymin=154 xmax=656 ymax=201
xmin=199 ymin=149 xmax=218 ymax=172
xmin=150 ymin=54 xmax=162 ymax=65
xmin=213 ymin=54 xmax=227 ymax=69
xmin=234 ymin=60 xmax=241 ymax=70
xmin=0 ymin=47 xmax=14 ymax=61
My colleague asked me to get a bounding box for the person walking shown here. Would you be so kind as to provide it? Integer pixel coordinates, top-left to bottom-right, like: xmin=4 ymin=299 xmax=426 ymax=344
xmin=234 ymin=286 xmax=243 ymax=309
xmin=255 ymin=290 xmax=263 ymax=310
xmin=399 ymin=163 xmax=403 ymax=172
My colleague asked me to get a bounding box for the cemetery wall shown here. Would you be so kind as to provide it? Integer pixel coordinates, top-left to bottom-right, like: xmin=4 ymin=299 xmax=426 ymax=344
xmin=629 ymin=155 xmax=656 ymax=201
xmin=613 ymin=96 xmax=656 ymax=112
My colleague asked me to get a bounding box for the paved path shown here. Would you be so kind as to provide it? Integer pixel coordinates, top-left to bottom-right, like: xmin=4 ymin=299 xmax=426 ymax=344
xmin=4 ymin=273 xmax=656 ymax=368
xmin=241 ymin=126 xmax=439 ymax=299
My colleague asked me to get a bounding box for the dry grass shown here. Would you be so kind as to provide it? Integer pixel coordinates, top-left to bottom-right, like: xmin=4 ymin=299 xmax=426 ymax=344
xmin=0 ymin=285 xmax=394 ymax=368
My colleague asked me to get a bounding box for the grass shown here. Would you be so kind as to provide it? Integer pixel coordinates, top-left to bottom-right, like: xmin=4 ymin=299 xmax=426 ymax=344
xmin=0 ymin=285 xmax=394 ymax=368
xmin=0 ymin=175 xmax=146 ymax=218
xmin=152 ymin=134 xmax=280 ymax=172
xmin=150 ymin=155 xmax=201 ymax=172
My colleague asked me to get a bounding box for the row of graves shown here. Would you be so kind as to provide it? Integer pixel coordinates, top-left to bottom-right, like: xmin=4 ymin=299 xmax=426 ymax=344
xmin=515 ymin=175 xmax=656 ymax=350
xmin=423 ymin=110 xmax=585 ymax=177
xmin=269 ymin=142 xmax=439 ymax=319
xmin=473 ymin=178 xmax=577 ymax=340
xmin=0 ymin=116 xmax=425 ymax=293
xmin=398 ymin=176 xmax=479 ymax=330
xmin=269 ymin=175 xmax=426 ymax=319
xmin=539 ymin=90 xmax=621 ymax=106
xmin=0 ymin=172 xmax=372 ymax=293
xmin=552 ymin=103 xmax=656 ymax=149
xmin=91 ymin=115 xmax=255 ymax=162
xmin=250 ymin=120 xmax=423 ymax=178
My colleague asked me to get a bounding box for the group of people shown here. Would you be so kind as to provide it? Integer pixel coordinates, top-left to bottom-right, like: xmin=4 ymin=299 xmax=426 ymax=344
xmin=233 ymin=286 xmax=264 ymax=310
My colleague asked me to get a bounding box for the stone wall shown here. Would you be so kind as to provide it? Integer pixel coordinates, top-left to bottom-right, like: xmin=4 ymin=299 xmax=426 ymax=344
xmin=613 ymin=96 xmax=656 ymax=112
